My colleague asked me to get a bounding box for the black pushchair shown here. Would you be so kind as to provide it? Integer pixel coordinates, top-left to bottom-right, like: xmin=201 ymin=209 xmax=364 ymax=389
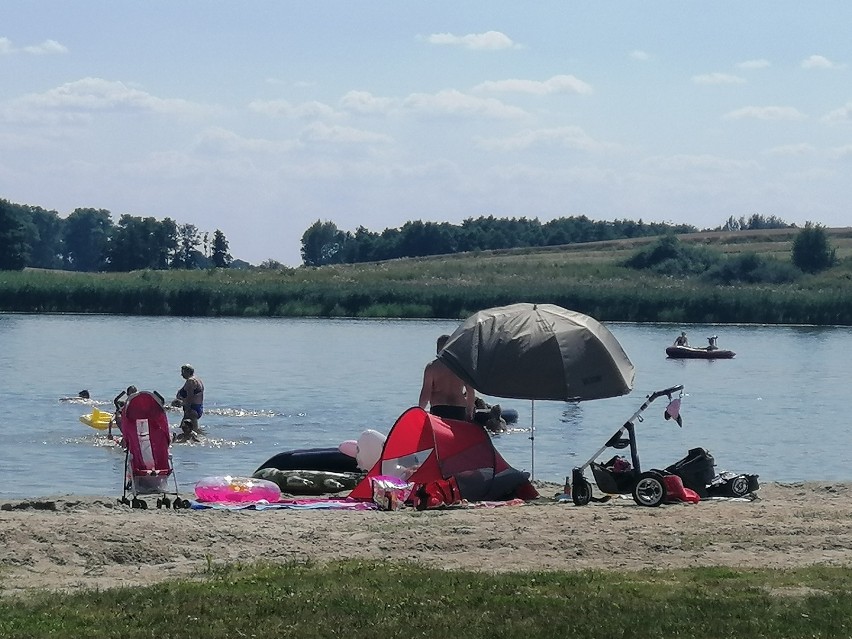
xmin=571 ymin=384 xmax=689 ymax=507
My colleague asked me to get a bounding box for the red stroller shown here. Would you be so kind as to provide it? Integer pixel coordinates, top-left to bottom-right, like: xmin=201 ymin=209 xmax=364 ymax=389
xmin=117 ymin=390 xmax=189 ymax=509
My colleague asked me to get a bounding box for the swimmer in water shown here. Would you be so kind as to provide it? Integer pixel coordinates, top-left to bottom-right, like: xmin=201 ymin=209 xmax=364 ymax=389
xmin=172 ymin=419 xmax=201 ymax=444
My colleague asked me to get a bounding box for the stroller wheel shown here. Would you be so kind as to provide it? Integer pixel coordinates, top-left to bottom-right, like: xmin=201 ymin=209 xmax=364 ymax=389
xmin=182 ymin=499 xmax=192 ymax=509
xmin=172 ymin=499 xmax=183 ymax=510
xmin=161 ymin=497 xmax=172 ymax=509
xmin=632 ymin=472 xmax=666 ymax=507
xmin=572 ymin=478 xmax=593 ymax=506
xmin=118 ymin=497 xmax=130 ymax=506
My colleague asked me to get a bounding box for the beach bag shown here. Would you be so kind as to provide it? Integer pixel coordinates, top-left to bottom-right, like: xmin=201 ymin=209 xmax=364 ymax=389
xmin=412 ymin=476 xmax=462 ymax=510
xmin=707 ymin=472 xmax=759 ymax=498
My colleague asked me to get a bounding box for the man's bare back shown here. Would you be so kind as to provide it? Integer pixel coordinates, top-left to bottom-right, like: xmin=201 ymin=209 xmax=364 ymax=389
xmin=418 ymin=335 xmax=475 ymax=421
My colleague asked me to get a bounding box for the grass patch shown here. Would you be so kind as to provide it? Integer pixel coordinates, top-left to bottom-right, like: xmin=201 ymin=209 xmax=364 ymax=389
xmin=2 ymin=561 xmax=852 ymax=638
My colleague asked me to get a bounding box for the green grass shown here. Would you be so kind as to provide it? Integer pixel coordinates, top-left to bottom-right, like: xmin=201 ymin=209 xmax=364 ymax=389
xmin=2 ymin=228 xmax=852 ymax=324
xmin=1 ymin=561 xmax=851 ymax=638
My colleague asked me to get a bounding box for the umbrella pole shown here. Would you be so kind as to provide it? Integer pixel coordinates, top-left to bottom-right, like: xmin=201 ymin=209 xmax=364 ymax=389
xmin=530 ymin=399 xmax=535 ymax=480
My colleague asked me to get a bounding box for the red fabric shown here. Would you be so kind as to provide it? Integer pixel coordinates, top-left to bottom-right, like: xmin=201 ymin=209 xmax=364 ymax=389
xmin=121 ymin=392 xmax=172 ymax=476
xmin=414 ymin=477 xmax=462 ymax=509
xmin=349 ymin=407 xmax=538 ymax=501
xmin=662 ymin=474 xmax=700 ymax=504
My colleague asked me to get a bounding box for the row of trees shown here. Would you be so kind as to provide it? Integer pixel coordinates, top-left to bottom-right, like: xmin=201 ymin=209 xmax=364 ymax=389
xmin=300 ymin=215 xmax=701 ymax=266
xmin=0 ymin=199 xmax=232 ymax=272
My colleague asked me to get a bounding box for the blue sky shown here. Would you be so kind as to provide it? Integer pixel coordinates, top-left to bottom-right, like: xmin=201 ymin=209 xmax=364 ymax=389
xmin=1 ymin=2 xmax=850 ymax=265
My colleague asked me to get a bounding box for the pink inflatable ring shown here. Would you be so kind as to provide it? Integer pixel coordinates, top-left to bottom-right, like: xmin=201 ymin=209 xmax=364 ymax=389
xmin=195 ymin=475 xmax=281 ymax=503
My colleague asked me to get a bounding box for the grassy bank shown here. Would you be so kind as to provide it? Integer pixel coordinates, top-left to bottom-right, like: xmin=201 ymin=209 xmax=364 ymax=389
xmin=2 ymin=228 xmax=852 ymax=325
xmin=1 ymin=561 xmax=850 ymax=638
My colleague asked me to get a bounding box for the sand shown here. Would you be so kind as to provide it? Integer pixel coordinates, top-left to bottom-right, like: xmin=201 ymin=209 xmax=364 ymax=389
xmin=2 ymin=481 xmax=851 ymax=596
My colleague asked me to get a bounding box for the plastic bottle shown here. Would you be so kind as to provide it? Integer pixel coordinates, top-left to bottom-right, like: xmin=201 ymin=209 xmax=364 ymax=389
xmin=556 ymin=476 xmax=572 ymax=502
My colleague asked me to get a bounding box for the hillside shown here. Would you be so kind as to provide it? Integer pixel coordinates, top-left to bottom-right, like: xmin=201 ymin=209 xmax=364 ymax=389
xmin=3 ymin=227 xmax=852 ymax=325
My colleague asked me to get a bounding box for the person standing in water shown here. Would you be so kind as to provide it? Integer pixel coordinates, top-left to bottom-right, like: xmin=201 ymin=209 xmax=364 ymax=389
xmin=418 ymin=334 xmax=475 ymax=422
xmin=173 ymin=364 xmax=204 ymax=434
xmin=111 ymin=385 xmax=138 ymax=440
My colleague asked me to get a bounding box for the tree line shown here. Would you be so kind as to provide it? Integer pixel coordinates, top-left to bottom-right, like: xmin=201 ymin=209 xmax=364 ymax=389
xmin=1 ymin=193 xmax=798 ymax=273
xmin=299 ymin=213 xmax=793 ymax=267
xmin=0 ymin=199 xmax=232 ymax=272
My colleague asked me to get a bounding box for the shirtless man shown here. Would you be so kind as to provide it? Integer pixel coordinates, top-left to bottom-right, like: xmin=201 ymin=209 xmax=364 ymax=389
xmin=172 ymin=364 xmax=204 ymax=434
xmin=418 ymin=335 xmax=475 ymax=421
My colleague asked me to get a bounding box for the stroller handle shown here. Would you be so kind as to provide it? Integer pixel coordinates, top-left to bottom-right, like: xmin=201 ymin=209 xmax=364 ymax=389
xmin=648 ymin=384 xmax=683 ymax=401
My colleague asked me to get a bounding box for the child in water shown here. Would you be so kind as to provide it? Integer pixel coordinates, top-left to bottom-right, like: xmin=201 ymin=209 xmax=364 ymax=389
xmin=172 ymin=419 xmax=201 ymax=444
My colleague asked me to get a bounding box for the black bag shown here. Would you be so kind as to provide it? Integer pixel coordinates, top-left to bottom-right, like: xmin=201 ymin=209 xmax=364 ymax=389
xmin=706 ymin=472 xmax=759 ymax=498
xmin=665 ymin=447 xmax=716 ymax=497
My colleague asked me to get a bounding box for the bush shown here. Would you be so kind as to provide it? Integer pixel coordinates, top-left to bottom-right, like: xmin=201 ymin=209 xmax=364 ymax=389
xmin=792 ymin=222 xmax=836 ymax=273
xmin=702 ymin=253 xmax=801 ymax=285
xmin=622 ymin=235 xmax=721 ymax=276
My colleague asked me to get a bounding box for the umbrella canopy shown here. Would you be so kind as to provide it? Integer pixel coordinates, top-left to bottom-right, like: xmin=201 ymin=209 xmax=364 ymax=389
xmin=438 ymin=303 xmax=635 ymax=402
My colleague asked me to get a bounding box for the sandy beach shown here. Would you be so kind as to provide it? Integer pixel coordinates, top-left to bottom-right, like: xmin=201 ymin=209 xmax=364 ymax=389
xmin=2 ymin=481 xmax=851 ymax=596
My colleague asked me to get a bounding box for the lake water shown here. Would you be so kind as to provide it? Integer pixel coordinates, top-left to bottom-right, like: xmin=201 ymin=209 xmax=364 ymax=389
xmin=1 ymin=313 xmax=849 ymax=500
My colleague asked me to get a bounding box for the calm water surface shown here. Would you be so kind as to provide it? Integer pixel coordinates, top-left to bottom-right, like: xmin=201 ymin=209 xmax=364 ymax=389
xmin=1 ymin=313 xmax=849 ymax=499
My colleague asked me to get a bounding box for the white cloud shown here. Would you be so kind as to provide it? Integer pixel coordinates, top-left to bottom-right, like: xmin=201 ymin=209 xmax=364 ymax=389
xmin=11 ymin=77 xmax=215 ymax=118
xmin=692 ymin=73 xmax=746 ymax=85
xmin=823 ymin=102 xmax=852 ymax=124
xmin=0 ymin=37 xmax=68 ymax=55
xmin=300 ymin=122 xmax=393 ymax=145
xmin=402 ymin=89 xmax=527 ymax=119
xmin=723 ymin=106 xmax=807 ymax=121
xmin=339 ymin=90 xmax=398 ymax=115
xmin=829 ymin=145 xmax=852 ymax=160
xmin=425 ymin=31 xmax=519 ymax=50
xmin=736 ymin=59 xmax=770 ymax=69
xmin=801 ymin=54 xmax=845 ymax=70
xmin=23 ymin=39 xmax=68 ymax=55
xmin=629 ymin=50 xmax=650 ymax=61
xmin=472 ymin=74 xmax=593 ymax=95
xmin=192 ymin=127 xmax=297 ymax=155
xmin=764 ymin=143 xmax=816 ymax=157
xmin=642 ymin=154 xmax=759 ymax=172
xmin=477 ymin=126 xmax=615 ymax=152
xmin=249 ymin=98 xmax=342 ymax=119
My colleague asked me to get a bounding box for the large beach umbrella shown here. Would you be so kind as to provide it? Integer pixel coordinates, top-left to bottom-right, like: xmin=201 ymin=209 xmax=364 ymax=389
xmin=438 ymin=303 xmax=635 ymax=402
xmin=438 ymin=303 xmax=635 ymax=478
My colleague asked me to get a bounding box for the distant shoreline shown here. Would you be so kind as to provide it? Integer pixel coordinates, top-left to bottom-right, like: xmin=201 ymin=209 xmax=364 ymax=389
xmin=3 ymin=251 xmax=852 ymax=325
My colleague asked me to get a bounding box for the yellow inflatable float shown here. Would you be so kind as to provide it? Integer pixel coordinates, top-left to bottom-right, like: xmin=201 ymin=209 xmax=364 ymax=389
xmin=79 ymin=407 xmax=114 ymax=430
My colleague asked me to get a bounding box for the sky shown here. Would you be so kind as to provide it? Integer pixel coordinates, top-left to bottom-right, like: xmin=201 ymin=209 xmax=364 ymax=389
xmin=1 ymin=2 xmax=850 ymax=266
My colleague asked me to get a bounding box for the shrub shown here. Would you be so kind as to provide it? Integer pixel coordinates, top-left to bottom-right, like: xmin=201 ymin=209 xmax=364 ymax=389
xmin=792 ymin=222 xmax=836 ymax=273
xmin=622 ymin=235 xmax=721 ymax=276
xmin=702 ymin=253 xmax=801 ymax=285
